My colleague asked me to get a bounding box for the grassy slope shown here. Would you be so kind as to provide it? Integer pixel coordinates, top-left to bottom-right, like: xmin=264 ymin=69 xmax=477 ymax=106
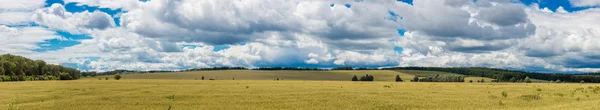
xmin=95 ymin=70 xmax=416 ymax=82
xmin=396 ymin=70 xmax=496 ymax=82
xmin=2 ymin=80 xmax=600 ymax=110
xmin=395 ymin=70 xmax=462 ymax=77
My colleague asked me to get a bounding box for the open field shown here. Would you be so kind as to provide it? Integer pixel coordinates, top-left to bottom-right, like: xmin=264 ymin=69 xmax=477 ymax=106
xmin=2 ymin=79 xmax=600 ymax=110
xmin=93 ymin=70 xmax=416 ymax=82
xmin=395 ymin=70 xmax=462 ymax=77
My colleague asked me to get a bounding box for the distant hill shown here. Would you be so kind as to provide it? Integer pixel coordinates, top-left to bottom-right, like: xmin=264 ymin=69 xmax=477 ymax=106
xmin=0 ymin=54 xmax=81 ymax=81
xmin=383 ymin=67 xmax=600 ymax=83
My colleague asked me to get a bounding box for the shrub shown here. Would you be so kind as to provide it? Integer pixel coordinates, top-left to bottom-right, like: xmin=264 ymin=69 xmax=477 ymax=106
xmin=525 ymin=76 xmax=532 ymax=83
xmin=581 ymin=80 xmax=585 ymax=83
xmin=105 ymin=77 xmax=109 ymax=80
xmin=501 ymin=91 xmax=508 ymax=97
xmin=383 ymin=85 xmax=391 ymax=88
xmin=469 ymin=80 xmax=473 ymax=83
xmin=358 ymin=74 xmax=374 ymax=81
xmin=351 ymin=75 xmax=358 ymax=81
xmin=59 ymin=72 xmax=73 ymax=80
xmin=25 ymin=76 xmax=35 ymax=81
xmin=395 ymin=75 xmax=403 ymax=82
xmin=481 ymin=79 xmax=485 ymax=83
xmin=46 ymin=76 xmax=58 ymax=80
xmin=412 ymin=76 xmax=419 ymax=82
xmin=519 ymin=95 xmax=541 ymax=101
xmin=509 ymin=77 xmax=517 ymax=83
xmin=98 ymin=77 xmax=102 ymax=80
xmin=201 ymin=76 xmax=204 ymax=80
xmin=418 ymin=75 xmax=464 ymax=82
xmin=114 ymin=73 xmax=122 ymax=80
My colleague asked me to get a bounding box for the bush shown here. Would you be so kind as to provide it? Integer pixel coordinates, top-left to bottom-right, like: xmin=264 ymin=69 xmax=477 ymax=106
xmin=201 ymin=76 xmax=204 ymax=80
xmin=469 ymin=80 xmax=473 ymax=83
xmin=581 ymin=80 xmax=585 ymax=83
xmin=481 ymin=79 xmax=485 ymax=83
xmin=25 ymin=76 xmax=35 ymax=81
xmin=509 ymin=77 xmax=517 ymax=83
xmin=395 ymin=75 xmax=403 ymax=82
xmin=114 ymin=73 xmax=122 ymax=80
xmin=46 ymin=76 xmax=58 ymax=80
xmin=525 ymin=76 xmax=532 ymax=83
xmin=418 ymin=75 xmax=464 ymax=82
xmin=0 ymin=75 xmax=11 ymax=81
xmin=519 ymin=95 xmax=541 ymax=101
xmin=358 ymin=74 xmax=374 ymax=81
xmin=501 ymin=91 xmax=508 ymax=97
xmin=105 ymin=77 xmax=109 ymax=80
xmin=351 ymin=75 xmax=358 ymax=81
xmin=59 ymin=72 xmax=73 ymax=80
xmin=412 ymin=76 xmax=419 ymax=82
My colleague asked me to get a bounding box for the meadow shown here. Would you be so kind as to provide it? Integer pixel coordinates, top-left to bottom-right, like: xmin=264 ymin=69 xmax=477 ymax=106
xmin=2 ymin=70 xmax=600 ymax=110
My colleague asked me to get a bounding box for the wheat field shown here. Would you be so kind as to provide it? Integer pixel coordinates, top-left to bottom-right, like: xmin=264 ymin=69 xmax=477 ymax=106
xmin=2 ymin=79 xmax=600 ymax=110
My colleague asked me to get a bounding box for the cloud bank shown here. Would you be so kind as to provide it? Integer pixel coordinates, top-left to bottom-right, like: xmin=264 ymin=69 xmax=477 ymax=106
xmin=1 ymin=0 xmax=600 ymax=73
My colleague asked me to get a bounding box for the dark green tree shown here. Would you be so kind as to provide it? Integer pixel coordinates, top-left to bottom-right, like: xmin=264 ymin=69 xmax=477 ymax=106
xmin=114 ymin=73 xmax=122 ymax=80
xmin=524 ymin=76 xmax=532 ymax=83
xmin=351 ymin=75 xmax=358 ymax=81
xmin=395 ymin=75 xmax=403 ymax=82
xmin=412 ymin=76 xmax=419 ymax=82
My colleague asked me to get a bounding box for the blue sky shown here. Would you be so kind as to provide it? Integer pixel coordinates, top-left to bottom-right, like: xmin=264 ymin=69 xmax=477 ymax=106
xmin=1 ymin=0 xmax=600 ymax=73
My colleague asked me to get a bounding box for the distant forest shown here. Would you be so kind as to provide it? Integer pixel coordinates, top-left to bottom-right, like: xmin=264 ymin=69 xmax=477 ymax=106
xmin=0 ymin=54 xmax=80 ymax=81
xmin=3 ymin=54 xmax=598 ymax=83
xmin=84 ymin=66 xmax=600 ymax=83
xmin=382 ymin=67 xmax=600 ymax=83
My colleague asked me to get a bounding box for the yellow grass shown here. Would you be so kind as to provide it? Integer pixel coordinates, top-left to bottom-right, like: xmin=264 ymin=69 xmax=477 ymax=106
xmin=2 ymin=79 xmax=600 ymax=110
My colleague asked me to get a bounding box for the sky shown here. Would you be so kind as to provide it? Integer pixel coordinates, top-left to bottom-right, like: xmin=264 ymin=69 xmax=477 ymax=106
xmin=1 ymin=0 xmax=600 ymax=73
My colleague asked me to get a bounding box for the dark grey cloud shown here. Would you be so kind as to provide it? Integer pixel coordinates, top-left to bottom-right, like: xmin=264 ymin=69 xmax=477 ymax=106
xmin=478 ymin=4 xmax=528 ymax=26
xmin=448 ymin=44 xmax=511 ymax=53
xmin=444 ymin=0 xmax=472 ymax=7
xmin=87 ymin=11 xmax=114 ymax=29
xmin=400 ymin=2 xmax=536 ymax=41
xmin=524 ymin=49 xmax=560 ymax=58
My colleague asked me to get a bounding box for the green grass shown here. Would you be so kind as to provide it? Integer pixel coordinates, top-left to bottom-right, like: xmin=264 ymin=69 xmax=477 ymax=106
xmin=395 ymin=70 xmax=462 ymax=77
xmin=93 ymin=70 xmax=416 ymax=82
xmin=2 ymin=80 xmax=600 ymax=109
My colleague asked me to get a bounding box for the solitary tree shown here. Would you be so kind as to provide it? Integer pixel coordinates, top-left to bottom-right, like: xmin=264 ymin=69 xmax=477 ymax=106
xmin=524 ymin=76 xmax=532 ymax=83
xmin=114 ymin=73 xmax=122 ymax=80
xmin=351 ymin=75 xmax=358 ymax=81
xmin=412 ymin=76 xmax=419 ymax=82
xmin=395 ymin=75 xmax=403 ymax=82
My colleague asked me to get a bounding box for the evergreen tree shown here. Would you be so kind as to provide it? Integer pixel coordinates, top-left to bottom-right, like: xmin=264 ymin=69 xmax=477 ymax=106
xmin=395 ymin=75 xmax=403 ymax=82
xmin=351 ymin=75 xmax=358 ymax=81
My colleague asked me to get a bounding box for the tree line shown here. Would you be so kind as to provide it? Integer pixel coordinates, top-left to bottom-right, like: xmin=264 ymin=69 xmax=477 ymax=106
xmin=383 ymin=67 xmax=600 ymax=83
xmin=0 ymin=54 xmax=80 ymax=81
